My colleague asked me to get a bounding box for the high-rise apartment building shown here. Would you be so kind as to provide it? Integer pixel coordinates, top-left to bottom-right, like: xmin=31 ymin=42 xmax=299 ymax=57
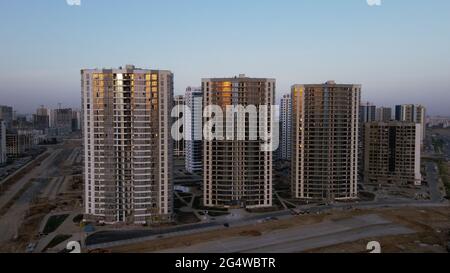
xmin=0 ymin=106 xmax=13 ymax=129
xmin=6 ymin=133 xmax=21 ymax=158
xmin=72 ymin=110 xmax=81 ymax=132
xmin=292 ymin=81 xmax=361 ymax=202
xmin=173 ymin=95 xmax=186 ymax=157
xmin=0 ymin=120 xmax=6 ymax=165
xmin=364 ymin=121 xmax=422 ymax=186
xmin=279 ymin=94 xmax=292 ymax=161
xmin=203 ymin=75 xmax=275 ymax=209
xmin=358 ymin=102 xmax=376 ymax=183
xmin=81 ymin=65 xmax=174 ymax=224
xmin=359 ymin=102 xmax=376 ymax=124
xmin=376 ymin=107 xmax=393 ymax=122
xmin=33 ymin=106 xmax=50 ymax=132
xmin=395 ymin=104 xmax=426 ymax=142
xmin=185 ymin=87 xmax=203 ymax=174
xmin=52 ymin=108 xmax=73 ymax=135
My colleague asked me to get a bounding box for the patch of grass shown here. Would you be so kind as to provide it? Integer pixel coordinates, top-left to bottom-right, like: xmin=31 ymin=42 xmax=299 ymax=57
xmin=246 ymin=206 xmax=281 ymax=214
xmin=44 ymin=234 xmax=72 ymax=251
xmin=182 ymin=196 xmax=193 ymax=204
xmin=207 ymin=211 xmax=230 ymax=217
xmin=192 ymin=197 xmax=228 ymax=211
xmin=178 ymin=192 xmax=192 ymax=198
xmin=73 ymin=214 xmax=83 ymax=224
xmin=176 ymin=212 xmax=201 ymax=224
xmin=284 ymin=202 xmax=296 ymax=209
xmin=43 ymin=214 xmax=69 ymax=234
xmin=174 ymin=197 xmax=186 ymax=209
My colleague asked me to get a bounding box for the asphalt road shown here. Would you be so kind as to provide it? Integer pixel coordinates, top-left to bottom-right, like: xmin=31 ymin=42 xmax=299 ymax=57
xmin=158 ymin=214 xmax=415 ymax=253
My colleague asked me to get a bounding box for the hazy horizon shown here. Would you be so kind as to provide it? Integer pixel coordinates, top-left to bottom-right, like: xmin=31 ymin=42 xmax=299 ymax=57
xmin=0 ymin=0 xmax=449 ymax=115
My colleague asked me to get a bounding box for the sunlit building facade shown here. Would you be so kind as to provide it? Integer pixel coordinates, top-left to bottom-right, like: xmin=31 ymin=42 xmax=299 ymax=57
xmin=81 ymin=65 xmax=174 ymax=224
xmin=203 ymin=75 xmax=275 ymax=209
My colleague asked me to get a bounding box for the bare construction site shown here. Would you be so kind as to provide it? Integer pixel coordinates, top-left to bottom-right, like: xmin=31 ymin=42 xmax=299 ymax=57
xmin=103 ymin=207 xmax=450 ymax=253
xmin=0 ymin=138 xmax=83 ymax=253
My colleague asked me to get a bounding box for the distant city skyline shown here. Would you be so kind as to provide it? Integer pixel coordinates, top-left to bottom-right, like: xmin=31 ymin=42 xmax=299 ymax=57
xmin=0 ymin=0 xmax=449 ymax=115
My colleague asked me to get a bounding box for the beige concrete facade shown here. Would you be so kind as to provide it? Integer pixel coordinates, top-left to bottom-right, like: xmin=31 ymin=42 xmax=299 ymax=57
xmin=364 ymin=121 xmax=422 ymax=186
xmin=203 ymin=75 xmax=275 ymax=209
xmin=81 ymin=65 xmax=174 ymax=224
xmin=291 ymin=81 xmax=361 ymax=202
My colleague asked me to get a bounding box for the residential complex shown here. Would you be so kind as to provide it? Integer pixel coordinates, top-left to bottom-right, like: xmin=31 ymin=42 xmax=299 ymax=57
xmin=185 ymin=87 xmax=203 ymax=174
xmin=291 ymin=81 xmax=361 ymax=202
xmin=173 ymin=95 xmax=186 ymax=157
xmin=5 ymin=129 xmax=41 ymax=158
xmin=364 ymin=121 xmax=422 ymax=186
xmin=279 ymin=94 xmax=292 ymax=161
xmin=203 ymin=75 xmax=275 ymax=209
xmin=81 ymin=65 xmax=174 ymax=224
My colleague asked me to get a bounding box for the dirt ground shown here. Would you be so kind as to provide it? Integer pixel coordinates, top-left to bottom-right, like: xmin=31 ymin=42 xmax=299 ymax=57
xmin=307 ymin=207 xmax=450 ymax=253
xmin=0 ymin=140 xmax=83 ymax=253
xmin=107 ymin=207 xmax=450 ymax=253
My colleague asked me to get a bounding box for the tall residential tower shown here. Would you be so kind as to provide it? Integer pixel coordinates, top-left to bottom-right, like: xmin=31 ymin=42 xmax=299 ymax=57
xmin=185 ymin=87 xmax=203 ymax=174
xmin=292 ymin=81 xmax=361 ymax=202
xmin=395 ymin=104 xmax=426 ymax=142
xmin=0 ymin=120 xmax=6 ymax=165
xmin=359 ymin=102 xmax=376 ymax=183
xmin=279 ymin=94 xmax=292 ymax=161
xmin=376 ymin=107 xmax=393 ymax=122
xmin=364 ymin=121 xmax=422 ymax=186
xmin=81 ymin=65 xmax=174 ymax=224
xmin=203 ymin=75 xmax=275 ymax=209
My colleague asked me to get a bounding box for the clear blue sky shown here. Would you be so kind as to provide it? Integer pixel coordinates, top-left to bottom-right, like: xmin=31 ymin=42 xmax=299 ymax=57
xmin=0 ymin=0 xmax=449 ymax=115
